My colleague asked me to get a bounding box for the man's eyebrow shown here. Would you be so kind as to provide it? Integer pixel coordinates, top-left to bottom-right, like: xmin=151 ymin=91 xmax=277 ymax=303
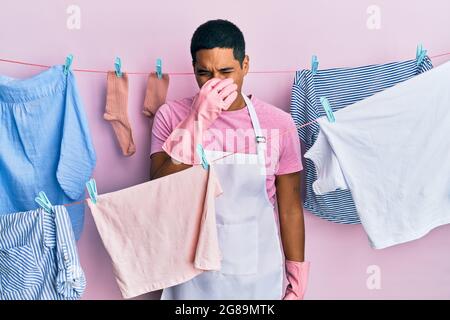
xmin=195 ymin=67 xmax=235 ymax=73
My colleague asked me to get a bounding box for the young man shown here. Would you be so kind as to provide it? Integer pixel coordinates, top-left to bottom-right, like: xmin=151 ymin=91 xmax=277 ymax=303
xmin=150 ymin=19 xmax=309 ymax=299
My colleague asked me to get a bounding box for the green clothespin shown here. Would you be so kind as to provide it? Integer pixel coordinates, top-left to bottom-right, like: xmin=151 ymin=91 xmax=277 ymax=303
xmin=416 ymin=44 xmax=427 ymax=66
xmin=63 ymin=54 xmax=74 ymax=75
xmin=86 ymin=178 xmax=98 ymax=204
xmin=320 ymin=97 xmax=335 ymax=123
xmin=156 ymin=58 xmax=162 ymax=79
xmin=311 ymin=55 xmax=319 ymax=75
xmin=35 ymin=191 xmax=53 ymax=213
xmin=115 ymin=57 xmax=123 ymax=77
xmin=196 ymin=144 xmax=209 ymax=170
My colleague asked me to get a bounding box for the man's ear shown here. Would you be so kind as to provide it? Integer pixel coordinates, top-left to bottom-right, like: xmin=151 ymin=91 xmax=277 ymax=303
xmin=242 ymin=55 xmax=250 ymax=76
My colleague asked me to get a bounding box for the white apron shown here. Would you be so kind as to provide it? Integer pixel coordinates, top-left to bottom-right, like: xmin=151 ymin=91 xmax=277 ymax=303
xmin=161 ymin=94 xmax=285 ymax=299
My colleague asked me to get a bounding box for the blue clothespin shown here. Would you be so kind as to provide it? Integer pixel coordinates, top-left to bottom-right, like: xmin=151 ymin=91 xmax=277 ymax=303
xmin=63 ymin=54 xmax=74 ymax=75
xmin=156 ymin=58 xmax=162 ymax=79
xmin=196 ymin=144 xmax=209 ymax=170
xmin=114 ymin=57 xmax=123 ymax=77
xmin=320 ymin=97 xmax=335 ymax=123
xmin=35 ymin=191 xmax=53 ymax=213
xmin=86 ymin=178 xmax=98 ymax=204
xmin=416 ymin=44 xmax=427 ymax=66
xmin=311 ymin=55 xmax=319 ymax=75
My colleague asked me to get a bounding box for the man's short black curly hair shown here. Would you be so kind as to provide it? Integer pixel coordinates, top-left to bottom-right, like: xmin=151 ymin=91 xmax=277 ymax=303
xmin=190 ymin=19 xmax=246 ymax=67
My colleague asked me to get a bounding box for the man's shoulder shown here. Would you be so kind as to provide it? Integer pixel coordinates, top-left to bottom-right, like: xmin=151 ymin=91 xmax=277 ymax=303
xmin=156 ymin=96 xmax=194 ymax=122
xmin=162 ymin=96 xmax=194 ymax=112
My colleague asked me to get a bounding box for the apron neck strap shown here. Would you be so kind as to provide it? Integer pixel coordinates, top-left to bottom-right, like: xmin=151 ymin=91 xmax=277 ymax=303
xmin=242 ymin=94 xmax=263 ymax=140
xmin=242 ymin=93 xmax=266 ymax=167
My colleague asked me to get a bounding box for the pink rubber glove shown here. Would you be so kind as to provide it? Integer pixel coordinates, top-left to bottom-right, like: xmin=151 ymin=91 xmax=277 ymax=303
xmin=162 ymin=78 xmax=238 ymax=164
xmin=283 ymin=260 xmax=310 ymax=300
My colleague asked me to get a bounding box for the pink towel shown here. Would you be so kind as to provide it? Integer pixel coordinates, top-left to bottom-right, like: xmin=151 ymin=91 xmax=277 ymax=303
xmin=86 ymin=165 xmax=223 ymax=299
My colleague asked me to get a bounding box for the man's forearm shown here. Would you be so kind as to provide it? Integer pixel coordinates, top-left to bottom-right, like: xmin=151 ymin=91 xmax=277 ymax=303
xmin=279 ymin=208 xmax=305 ymax=262
xmin=275 ymin=172 xmax=306 ymax=262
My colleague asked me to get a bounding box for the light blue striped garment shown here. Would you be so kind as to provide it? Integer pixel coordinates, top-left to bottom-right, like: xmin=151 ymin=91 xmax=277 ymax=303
xmin=0 ymin=205 xmax=85 ymax=300
xmin=290 ymin=57 xmax=433 ymax=224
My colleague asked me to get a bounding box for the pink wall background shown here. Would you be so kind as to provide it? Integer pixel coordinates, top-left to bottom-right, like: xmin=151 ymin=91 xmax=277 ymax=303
xmin=1 ymin=0 xmax=449 ymax=299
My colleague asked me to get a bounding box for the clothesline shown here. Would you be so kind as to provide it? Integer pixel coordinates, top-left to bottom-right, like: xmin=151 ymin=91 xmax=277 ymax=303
xmin=0 ymin=51 xmax=449 ymax=75
xmin=3 ymin=51 xmax=448 ymax=210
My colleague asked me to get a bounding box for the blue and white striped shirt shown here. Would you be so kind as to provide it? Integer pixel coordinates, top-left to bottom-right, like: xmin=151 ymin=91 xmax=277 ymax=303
xmin=0 ymin=205 xmax=85 ymax=300
xmin=290 ymin=57 xmax=433 ymax=224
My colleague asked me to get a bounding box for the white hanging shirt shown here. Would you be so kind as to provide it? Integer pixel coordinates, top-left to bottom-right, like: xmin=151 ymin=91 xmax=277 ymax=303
xmin=304 ymin=61 xmax=450 ymax=249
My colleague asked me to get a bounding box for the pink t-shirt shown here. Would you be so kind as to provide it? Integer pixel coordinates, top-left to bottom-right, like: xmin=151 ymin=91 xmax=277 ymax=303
xmin=150 ymin=95 xmax=303 ymax=205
